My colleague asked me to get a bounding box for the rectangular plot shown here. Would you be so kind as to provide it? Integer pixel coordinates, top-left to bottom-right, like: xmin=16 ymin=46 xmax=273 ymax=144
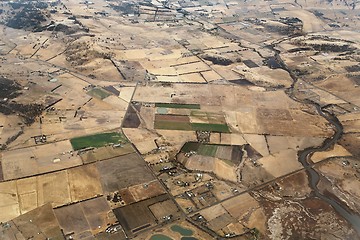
xmin=54 ymin=203 xmax=90 ymax=236
xmin=191 ymin=111 xmax=227 ymax=124
xmin=128 ymin=180 xmax=166 ymax=202
xmin=70 ymin=132 xmax=128 ymax=150
xmin=87 ymin=87 xmax=111 ymax=100
xmin=18 ymin=192 xmax=37 ymax=215
xmin=198 ymin=144 xmax=218 ymax=157
xmin=257 ymin=108 xmax=293 ymax=121
xmin=181 ymin=142 xmax=201 ymax=152
xmin=113 ymin=194 xmax=169 ymax=237
xmin=155 ymin=114 xmax=190 ymax=122
xmin=2 ymin=140 xmax=81 ymax=180
xmin=191 ymin=123 xmax=230 ymax=133
xmin=37 ymin=171 xmax=71 ymax=208
xmin=81 ymin=197 xmax=115 ymax=234
xmin=149 ymin=199 xmax=179 ymax=221
xmin=80 ymin=144 xmax=135 ymax=164
xmin=208 ymin=213 xmax=233 ymax=232
xmin=154 ymin=121 xmax=192 ymax=131
xmin=0 ymin=181 xmax=19 ymax=222
xmin=68 ymin=164 xmax=103 ymax=202
xmin=215 ymin=145 xmax=234 ymax=161
xmin=97 ymin=153 xmax=155 ymax=192
xmin=12 ymin=203 xmax=64 ymax=240
xmin=155 ymin=103 xmax=200 ymax=109
xmin=222 ymin=193 xmax=259 ymax=219
xmin=17 ymin=178 xmax=38 ymax=214
xmin=243 ymin=60 xmax=259 ymax=68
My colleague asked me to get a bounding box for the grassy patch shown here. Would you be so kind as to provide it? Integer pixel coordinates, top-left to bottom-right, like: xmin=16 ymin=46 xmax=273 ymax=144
xmin=182 ymin=142 xmax=201 ymax=152
xmin=70 ymin=132 xmax=128 ymax=150
xmin=155 ymin=103 xmax=200 ymax=109
xmin=197 ymin=144 xmax=218 ymax=157
xmin=154 ymin=121 xmax=192 ymax=131
xmin=191 ymin=123 xmax=230 ymax=133
xmin=87 ymin=87 xmax=111 ymax=99
xmin=156 ymin=107 xmax=168 ymax=114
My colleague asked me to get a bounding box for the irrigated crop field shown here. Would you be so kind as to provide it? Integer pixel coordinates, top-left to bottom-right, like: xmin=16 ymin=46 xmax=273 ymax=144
xmin=70 ymin=132 xmax=128 ymax=150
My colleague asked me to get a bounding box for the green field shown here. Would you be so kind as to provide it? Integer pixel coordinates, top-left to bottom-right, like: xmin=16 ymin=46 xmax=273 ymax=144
xmin=182 ymin=142 xmax=201 ymax=152
xmin=154 ymin=121 xmax=230 ymax=132
xmin=154 ymin=121 xmax=192 ymax=131
xmin=181 ymin=142 xmax=218 ymax=157
xmin=191 ymin=123 xmax=230 ymax=133
xmin=155 ymin=103 xmax=200 ymax=109
xmin=70 ymin=132 xmax=128 ymax=150
xmin=87 ymin=87 xmax=111 ymax=99
xmin=197 ymin=144 xmax=218 ymax=157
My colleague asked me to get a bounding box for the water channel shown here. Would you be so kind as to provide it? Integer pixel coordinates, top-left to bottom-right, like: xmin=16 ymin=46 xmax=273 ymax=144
xmin=299 ymin=104 xmax=360 ymax=234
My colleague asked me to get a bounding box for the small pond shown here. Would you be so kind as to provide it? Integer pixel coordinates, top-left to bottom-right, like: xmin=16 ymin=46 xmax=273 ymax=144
xmin=170 ymin=225 xmax=193 ymax=236
xmin=150 ymin=234 xmax=173 ymax=240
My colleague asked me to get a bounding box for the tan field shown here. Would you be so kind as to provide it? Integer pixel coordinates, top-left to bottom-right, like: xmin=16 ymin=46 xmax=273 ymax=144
xmin=68 ymin=164 xmax=103 ymax=202
xmin=311 ymin=144 xmax=352 ymax=163
xmin=2 ymin=140 xmax=82 ymax=180
xmin=0 ymin=0 xmax=359 ymax=238
xmin=257 ymin=149 xmax=303 ymax=178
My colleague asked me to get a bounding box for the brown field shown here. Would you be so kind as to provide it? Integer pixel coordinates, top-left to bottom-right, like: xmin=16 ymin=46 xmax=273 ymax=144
xmin=37 ymin=171 xmax=71 ymax=208
xmin=54 ymin=202 xmax=92 ymax=237
xmin=311 ymin=144 xmax=352 ymax=163
xmin=68 ymin=164 xmax=103 ymax=202
xmin=208 ymin=213 xmax=234 ymax=233
xmin=113 ymin=194 xmax=170 ymax=237
xmin=2 ymin=140 xmax=82 ymax=180
xmin=9 ymin=203 xmax=63 ymax=240
xmin=81 ymin=197 xmax=117 ymax=234
xmin=80 ymin=144 xmax=135 ymax=164
xmin=222 ymin=193 xmax=260 ymax=219
xmin=175 ymin=196 xmax=197 ymax=213
xmin=0 ymin=181 xmax=20 ymax=222
xmin=123 ymin=128 xmax=159 ymax=154
xmin=17 ymin=177 xmax=38 ymax=214
xmin=257 ymin=149 xmax=302 ymax=178
xmin=199 ymin=202 xmax=227 ymax=221
xmin=149 ymin=199 xmax=180 ymax=222
xmin=155 ymin=114 xmax=190 ymax=123
xmin=267 ymin=136 xmax=325 ymax=155
xmin=97 ymin=153 xmax=155 ymax=193
xmin=128 ymin=180 xmax=166 ymax=202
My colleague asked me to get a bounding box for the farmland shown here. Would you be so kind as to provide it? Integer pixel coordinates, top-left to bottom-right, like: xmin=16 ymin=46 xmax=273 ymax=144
xmin=70 ymin=132 xmax=128 ymax=150
xmin=87 ymin=87 xmax=112 ymax=100
xmin=0 ymin=0 xmax=359 ymax=239
xmin=155 ymin=103 xmax=201 ymax=109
